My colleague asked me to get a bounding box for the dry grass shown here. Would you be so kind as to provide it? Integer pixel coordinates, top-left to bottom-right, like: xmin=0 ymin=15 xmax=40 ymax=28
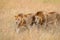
xmin=0 ymin=0 xmax=60 ymax=40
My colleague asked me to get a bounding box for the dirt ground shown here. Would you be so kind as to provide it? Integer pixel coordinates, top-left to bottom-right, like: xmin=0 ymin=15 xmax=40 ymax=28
xmin=0 ymin=0 xmax=60 ymax=40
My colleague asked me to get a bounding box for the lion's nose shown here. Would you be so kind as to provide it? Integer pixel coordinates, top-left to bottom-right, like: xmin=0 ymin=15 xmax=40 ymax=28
xmin=16 ymin=20 xmax=21 ymax=25
xmin=16 ymin=22 xmax=18 ymax=24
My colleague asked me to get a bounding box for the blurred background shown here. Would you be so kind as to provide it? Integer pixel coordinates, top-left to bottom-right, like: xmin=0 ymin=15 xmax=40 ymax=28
xmin=0 ymin=0 xmax=60 ymax=40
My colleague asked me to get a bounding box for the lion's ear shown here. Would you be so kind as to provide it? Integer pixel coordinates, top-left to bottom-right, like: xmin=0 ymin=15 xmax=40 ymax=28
xmin=15 ymin=16 xmax=17 ymax=18
xmin=24 ymin=15 xmax=27 ymax=17
xmin=14 ymin=16 xmax=17 ymax=17
xmin=14 ymin=16 xmax=18 ymax=20
xmin=36 ymin=11 xmax=43 ymax=15
xmin=49 ymin=12 xmax=56 ymax=14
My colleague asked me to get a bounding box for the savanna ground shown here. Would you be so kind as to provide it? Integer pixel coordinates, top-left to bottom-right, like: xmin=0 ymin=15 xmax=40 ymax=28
xmin=0 ymin=0 xmax=60 ymax=40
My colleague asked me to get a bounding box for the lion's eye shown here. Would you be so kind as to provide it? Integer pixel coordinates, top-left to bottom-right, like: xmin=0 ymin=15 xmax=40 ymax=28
xmin=18 ymin=19 xmax=20 ymax=20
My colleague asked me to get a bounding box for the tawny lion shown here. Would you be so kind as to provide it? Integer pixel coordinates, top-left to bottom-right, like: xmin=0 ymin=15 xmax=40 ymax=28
xmin=31 ymin=11 xmax=45 ymax=25
xmin=15 ymin=13 xmax=32 ymax=33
